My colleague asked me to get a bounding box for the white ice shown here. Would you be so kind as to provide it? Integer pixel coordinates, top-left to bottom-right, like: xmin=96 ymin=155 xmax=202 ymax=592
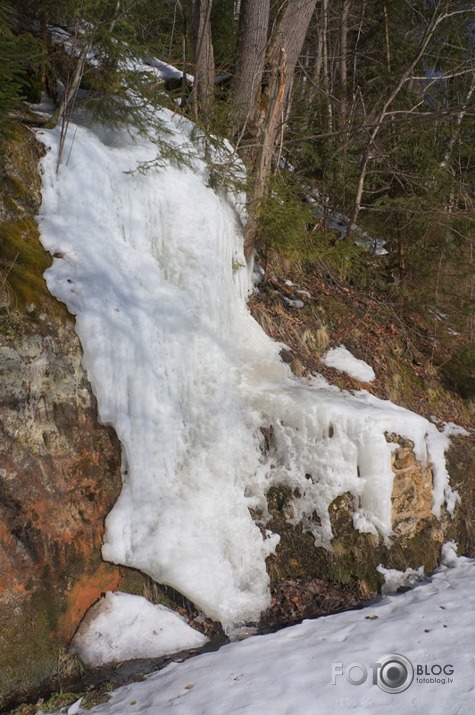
xmin=37 ymin=106 xmax=457 ymax=632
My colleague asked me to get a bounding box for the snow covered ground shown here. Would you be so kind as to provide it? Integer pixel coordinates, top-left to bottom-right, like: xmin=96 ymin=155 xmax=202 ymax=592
xmin=36 ymin=103 xmax=460 ymax=636
xmin=39 ymin=546 xmax=475 ymax=715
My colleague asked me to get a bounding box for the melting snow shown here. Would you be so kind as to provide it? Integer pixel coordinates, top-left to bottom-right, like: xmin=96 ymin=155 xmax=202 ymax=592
xmin=322 ymin=345 xmax=376 ymax=382
xmin=376 ymin=564 xmax=424 ymax=594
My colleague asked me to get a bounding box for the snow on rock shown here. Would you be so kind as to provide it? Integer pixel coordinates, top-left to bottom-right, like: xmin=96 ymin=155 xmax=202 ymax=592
xmin=40 ymin=554 xmax=475 ymax=715
xmin=71 ymin=592 xmax=207 ymax=666
xmin=37 ymin=108 xmax=457 ymax=631
xmin=440 ymin=540 xmax=460 ymax=568
xmin=376 ymin=564 xmax=424 ymax=594
xmin=322 ymin=344 xmax=376 ymax=382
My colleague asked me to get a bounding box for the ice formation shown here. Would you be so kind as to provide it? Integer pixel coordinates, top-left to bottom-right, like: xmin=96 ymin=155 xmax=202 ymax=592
xmin=37 ymin=107 xmax=457 ymax=629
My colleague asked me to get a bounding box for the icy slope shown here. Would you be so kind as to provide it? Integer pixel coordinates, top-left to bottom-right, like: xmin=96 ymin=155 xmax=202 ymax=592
xmin=37 ymin=109 xmax=456 ymax=629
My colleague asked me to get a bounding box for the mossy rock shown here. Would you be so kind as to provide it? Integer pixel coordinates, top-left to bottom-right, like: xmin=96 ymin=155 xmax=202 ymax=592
xmin=0 ymin=590 xmax=63 ymax=709
xmin=440 ymin=350 xmax=475 ymax=400
xmin=0 ymin=218 xmax=52 ymax=310
xmin=445 ymin=436 xmax=475 ymax=555
xmin=0 ymin=128 xmax=69 ymax=326
xmin=264 ymin=486 xmax=445 ymax=596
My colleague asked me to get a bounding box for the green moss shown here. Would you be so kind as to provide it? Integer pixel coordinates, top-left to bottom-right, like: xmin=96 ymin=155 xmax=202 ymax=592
xmin=6 ymin=173 xmax=29 ymax=200
xmin=445 ymin=437 xmax=475 ymax=554
xmin=3 ymin=193 xmax=21 ymax=214
xmin=0 ymin=218 xmax=52 ymax=310
xmin=0 ymin=592 xmax=62 ymax=708
xmin=440 ymin=349 xmax=475 ymax=399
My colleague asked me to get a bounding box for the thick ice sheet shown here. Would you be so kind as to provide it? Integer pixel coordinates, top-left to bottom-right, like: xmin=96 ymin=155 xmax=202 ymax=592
xmin=37 ymin=109 xmax=456 ymax=629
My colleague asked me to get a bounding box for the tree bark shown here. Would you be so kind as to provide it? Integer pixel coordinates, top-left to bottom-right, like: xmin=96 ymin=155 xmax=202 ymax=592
xmin=190 ymin=0 xmax=215 ymax=122
xmin=320 ymin=0 xmax=333 ymax=132
xmin=440 ymin=72 xmax=475 ymax=171
xmin=236 ymin=0 xmax=318 ymax=259
xmin=231 ymin=0 xmax=270 ymax=139
xmin=339 ymin=0 xmax=350 ymax=131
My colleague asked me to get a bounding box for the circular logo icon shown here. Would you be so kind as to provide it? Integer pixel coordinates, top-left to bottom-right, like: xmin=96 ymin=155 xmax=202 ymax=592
xmin=375 ymin=653 xmax=414 ymax=693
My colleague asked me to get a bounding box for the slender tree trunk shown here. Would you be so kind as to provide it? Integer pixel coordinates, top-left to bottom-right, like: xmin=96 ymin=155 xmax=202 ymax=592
xmin=50 ymin=36 xmax=92 ymax=130
xmin=190 ymin=0 xmax=215 ymax=122
xmin=321 ymin=0 xmax=333 ymax=133
xmin=339 ymin=0 xmax=350 ymax=131
xmin=338 ymin=0 xmax=351 ymax=207
xmin=49 ymin=29 xmax=93 ymax=170
xmin=440 ymin=73 xmax=475 ymax=170
xmin=173 ymin=0 xmax=189 ymax=108
xmin=383 ymin=1 xmax=405 ymax=283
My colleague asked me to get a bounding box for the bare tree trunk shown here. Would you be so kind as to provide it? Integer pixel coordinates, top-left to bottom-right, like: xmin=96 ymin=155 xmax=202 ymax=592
xmin=173 ymin=0 xmax=189 ymax=108
xmin=190 ymin=0 xmax=215 ymax=122
xmin=440 ymin=72 xmax=475 ymax=170
xmin=243 ymin=45 xmax=287 ymax=258
xmin=312 ymin=11 xmax=323 ymax=88
xmin=339 ymin=0 xmax=350 ymax=131
xmin=50 ymin=36 xmax=92 ymax=130
xmin=49 ymin=29 xmax=93 ymax=170
xmin=321 ymin=0 xmax=333 ymax=132
xmin=231 ymin=0 xmax=270 ymax=139
xmin=337 ymin=0 xmax=351 ymax=206
xmin=239 ymin=0 xmax=318 ymax=259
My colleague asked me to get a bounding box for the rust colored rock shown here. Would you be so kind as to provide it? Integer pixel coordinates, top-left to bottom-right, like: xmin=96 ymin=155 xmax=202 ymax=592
xmin=57 ymin=563 xmax=122 ymax=642
xmin=0 ymin=129 xmax=122 ymax=705
xmin=0 ymin=321 xmax=122 ymax=702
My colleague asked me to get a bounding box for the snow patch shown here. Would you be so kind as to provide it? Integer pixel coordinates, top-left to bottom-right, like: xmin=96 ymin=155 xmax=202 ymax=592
xmin=71 ymin=592 xmax=207 ymax=666
xmin=440 ymin=540 xmax=460 ymax=568
xmin=322 ymin=345 xmax=376 ymax=382
xmin=40 ymin=558 xmax=475 ymax=715
xmin=442 ymin=422 xmax=471 ymax=438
